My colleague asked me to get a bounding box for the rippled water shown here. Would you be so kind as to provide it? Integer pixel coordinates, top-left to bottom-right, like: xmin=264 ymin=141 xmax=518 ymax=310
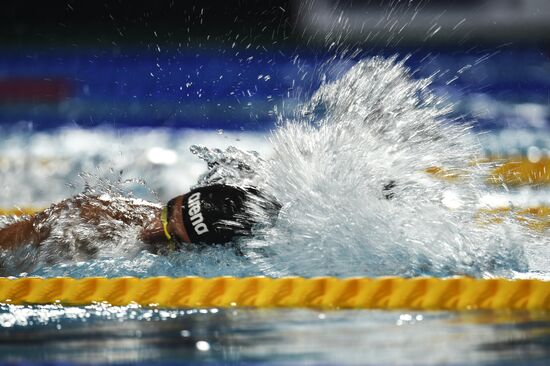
xmin=0 ymin=303 xmax=549 ymax=365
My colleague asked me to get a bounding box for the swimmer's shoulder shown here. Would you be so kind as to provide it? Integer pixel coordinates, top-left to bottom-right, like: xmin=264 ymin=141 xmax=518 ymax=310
xmin=70 ymin=193 xmax=160 ymax=226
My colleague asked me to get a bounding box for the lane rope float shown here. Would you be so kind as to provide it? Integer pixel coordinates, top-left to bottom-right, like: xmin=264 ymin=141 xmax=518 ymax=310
xmin=424 ymin=157 xmax=550 ymax=186
xmin=487 ymin=157 xmax=550 ymax=186
xmin=0 ymin=276 xmax=548 ymax=310
xmin=0 ymin=207 xmax=44 ymax=216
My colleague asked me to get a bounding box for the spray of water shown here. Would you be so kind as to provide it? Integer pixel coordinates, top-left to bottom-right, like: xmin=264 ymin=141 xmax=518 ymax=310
xmin=1 ymin=56 xmax=547 ymax=278
xmin=196 ymin=57 xmax=539 ymax=278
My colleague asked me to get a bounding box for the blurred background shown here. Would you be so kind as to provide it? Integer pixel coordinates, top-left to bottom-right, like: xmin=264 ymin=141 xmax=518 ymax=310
xmin=1 ymin=0 xmax=549 ymax=206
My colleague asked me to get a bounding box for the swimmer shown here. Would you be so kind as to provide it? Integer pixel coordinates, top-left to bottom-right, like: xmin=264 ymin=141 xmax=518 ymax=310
xmin=0 ymin=184 xmax=280 ymax=274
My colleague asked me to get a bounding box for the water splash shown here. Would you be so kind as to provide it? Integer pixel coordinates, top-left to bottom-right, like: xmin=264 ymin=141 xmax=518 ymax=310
xmin=1 ymin=56 xmax=548 ymax=278
xmin=194 ymin=57 xmax=540 ymax=278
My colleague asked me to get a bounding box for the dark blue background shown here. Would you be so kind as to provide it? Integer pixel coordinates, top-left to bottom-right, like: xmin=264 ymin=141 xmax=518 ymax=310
xmin=1 ymin=46 xmax=549 ymax=131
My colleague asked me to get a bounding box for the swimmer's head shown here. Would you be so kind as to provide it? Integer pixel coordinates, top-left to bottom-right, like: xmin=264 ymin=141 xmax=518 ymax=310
xmin=165 ymin=184 xmax=280 ymax=245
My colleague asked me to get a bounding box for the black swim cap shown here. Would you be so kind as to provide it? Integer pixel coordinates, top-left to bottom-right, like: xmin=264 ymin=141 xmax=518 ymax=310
xmin=177 ymin=184 xmax=280 ymax=244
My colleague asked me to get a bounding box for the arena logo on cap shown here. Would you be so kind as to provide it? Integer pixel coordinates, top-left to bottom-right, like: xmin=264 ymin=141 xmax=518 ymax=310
xmin=187 ymin=192 xmax=209 ymax=235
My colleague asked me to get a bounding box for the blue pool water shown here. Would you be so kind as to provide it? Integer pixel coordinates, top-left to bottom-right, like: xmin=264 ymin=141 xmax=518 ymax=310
xmin=1 ymin=46 xmax=549 ymax=364
xmin=1 ymin=47 xmax=549 ymax=131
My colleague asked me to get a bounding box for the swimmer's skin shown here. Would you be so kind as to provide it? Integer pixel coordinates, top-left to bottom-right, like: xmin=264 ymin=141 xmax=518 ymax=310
xmin=0 ymin=194 xmax=191 ymax=253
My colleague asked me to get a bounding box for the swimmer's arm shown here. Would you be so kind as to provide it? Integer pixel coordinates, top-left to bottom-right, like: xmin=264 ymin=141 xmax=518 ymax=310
xmin=0 ymin=201 xmax=67 ymax=251
xmin=0 ymin=216 xmax=46 ymax=250
xmin=76 ymin=197 xmax=166 ymax=245
xmin=0 ymin=197 xmax=165 ymax=251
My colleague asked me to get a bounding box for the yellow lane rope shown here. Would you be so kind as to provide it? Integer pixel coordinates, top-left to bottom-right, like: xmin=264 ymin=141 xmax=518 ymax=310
xmin=0 ymin=276 xmax=548 ymax=310
xmin=476 ymin=206 xmax=550 ymax=231
xmin=0 ymin=207 xmax=43 ymax=216
xmin=488 ymin=157 xmax=550 ymax=186
xmin=424 ymin=157 xmax=550 ymax=185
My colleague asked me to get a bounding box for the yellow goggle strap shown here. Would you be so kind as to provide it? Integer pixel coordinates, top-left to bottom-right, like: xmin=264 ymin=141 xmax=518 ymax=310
xmin=161 ymin=205 xmax=176 ymax=251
